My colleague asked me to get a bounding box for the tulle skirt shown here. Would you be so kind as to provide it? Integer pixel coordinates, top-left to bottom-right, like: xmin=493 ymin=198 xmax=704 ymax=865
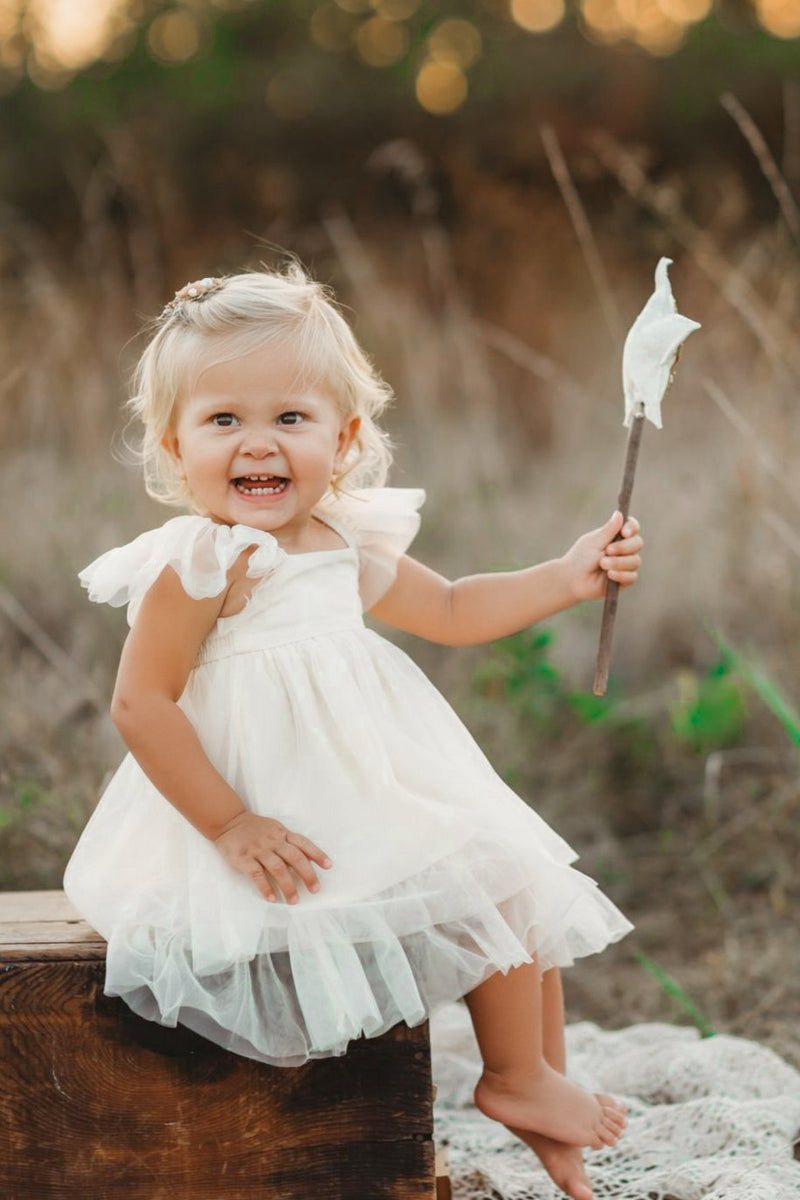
xmin=64 ymin=627 xmax=632 ymax=1066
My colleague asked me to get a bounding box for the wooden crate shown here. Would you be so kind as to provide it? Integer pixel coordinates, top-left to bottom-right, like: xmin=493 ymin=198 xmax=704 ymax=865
xmin=0 ymin=890 xmax=436 ymax=1200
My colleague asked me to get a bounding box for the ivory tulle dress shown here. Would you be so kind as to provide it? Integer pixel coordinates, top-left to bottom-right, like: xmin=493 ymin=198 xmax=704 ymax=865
xmin=64 ymin=486 xmax=632 ymax=1067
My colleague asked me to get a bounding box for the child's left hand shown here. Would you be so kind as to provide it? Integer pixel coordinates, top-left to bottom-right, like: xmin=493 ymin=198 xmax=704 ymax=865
xmin=562 ymin=511 xmax=643 ymax=603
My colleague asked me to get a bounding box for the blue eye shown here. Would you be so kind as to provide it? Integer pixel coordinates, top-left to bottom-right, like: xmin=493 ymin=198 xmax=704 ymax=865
xmin=211 ymin=413 xmax=239 ymax=427
xmin=278 ymin=412 xmax=305 ymax=426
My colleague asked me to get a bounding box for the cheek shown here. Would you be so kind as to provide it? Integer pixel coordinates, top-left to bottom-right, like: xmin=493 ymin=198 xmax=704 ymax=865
xmin=294 ymin=430 xmax=340 ymax=462
xmin=178 ymin=435 xmax=227 ymax=475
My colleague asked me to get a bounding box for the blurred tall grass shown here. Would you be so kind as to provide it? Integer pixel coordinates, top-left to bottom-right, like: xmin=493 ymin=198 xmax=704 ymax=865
xmin=1 ymin=127 xmax=799 ymax=1050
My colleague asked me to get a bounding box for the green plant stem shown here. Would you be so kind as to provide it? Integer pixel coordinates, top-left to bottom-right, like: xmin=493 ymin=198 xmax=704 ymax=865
xmin=634 ymin=950 xmax=716 ymax=1037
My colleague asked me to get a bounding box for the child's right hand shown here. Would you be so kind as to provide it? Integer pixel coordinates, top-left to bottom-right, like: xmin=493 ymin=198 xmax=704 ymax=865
xmin=212 ymin=812 xmax=332 ymax=904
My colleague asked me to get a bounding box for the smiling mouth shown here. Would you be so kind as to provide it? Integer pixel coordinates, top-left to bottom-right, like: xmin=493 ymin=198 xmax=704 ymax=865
xmin=233 ymin=475 xmax=290 ymax=495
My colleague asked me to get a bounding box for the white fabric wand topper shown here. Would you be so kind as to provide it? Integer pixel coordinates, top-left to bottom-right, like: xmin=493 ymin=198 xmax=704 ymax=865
xmin=622 ymin=256 xmax=701 ymax=428
xmin=593 ymin=258 xmax=700 ymax=695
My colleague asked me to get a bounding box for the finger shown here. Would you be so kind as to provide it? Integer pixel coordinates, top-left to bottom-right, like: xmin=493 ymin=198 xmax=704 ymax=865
xmin=599 ymin=510 xmax=625 ymax=540
xmin=261 ymin=854 xmax=301 ymax=905
xmin=606 ymin=534 xmax=643 ymax=555
xmin=621 ymin=516 xmax=640 ymax=538
xmin=601 ymin=553 xmax=641 ymax=572
xmin=604 ymin=556 xmax=640 ymax=574
xmin=246 ymin=863 xmax=277 ymax=902
xmin=281 ymin=845 xmax=321 ymax=894
xmin=286 ymin=832 xmax=333 ymax=869
xmin=585 ymin=512 xmax=623 ymax=548
xmin=609 ymin=569 xmax=639 ymax=586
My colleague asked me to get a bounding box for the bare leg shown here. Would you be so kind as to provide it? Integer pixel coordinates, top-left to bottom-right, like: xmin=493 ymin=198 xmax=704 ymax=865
xmin=464 ymin=959 xmax=626 ymax=1149
xmin=506 ymin=968 xmax=594 ymax=1200
xmin=541 ymin=964 xmax=568 ymax=1072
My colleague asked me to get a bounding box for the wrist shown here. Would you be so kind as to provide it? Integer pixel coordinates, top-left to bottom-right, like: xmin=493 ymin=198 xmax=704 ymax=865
xmin=555 ymin=553 xmax=582 ymax=607
xmin=205 ymin=806 xmax=248 ymax=842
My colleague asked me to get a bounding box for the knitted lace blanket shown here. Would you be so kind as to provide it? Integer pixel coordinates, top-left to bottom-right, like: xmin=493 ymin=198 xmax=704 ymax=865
xmin=431 ymin=1004 xmax=800 ymax=1200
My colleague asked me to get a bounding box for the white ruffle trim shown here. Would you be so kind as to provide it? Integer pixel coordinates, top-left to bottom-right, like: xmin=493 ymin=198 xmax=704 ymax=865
xmin=78 ymin=488 xmax=426 ymax=616
xmin=79 ymin=515 xmax=284 ymax=611
xmin=317 ymin=487 xmax=426 ymax=610
xmin=98 ymin=834 xmax=631 ymax=1068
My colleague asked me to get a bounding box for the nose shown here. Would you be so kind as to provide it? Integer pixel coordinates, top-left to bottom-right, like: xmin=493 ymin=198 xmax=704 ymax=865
xmin=240 ymin=426 xmax=279 ymax=457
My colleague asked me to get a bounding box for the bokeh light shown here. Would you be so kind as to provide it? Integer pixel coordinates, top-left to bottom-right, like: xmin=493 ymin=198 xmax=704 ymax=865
xmin=580 ymin=0 xmax=628 ymax=40
xmin=755 ymin=0 xmax=800 ymax=37
xmin=310 ymin=2 xmax=355 ymax=52
xmin=4 ymin=0 xmax=798 ymax=104
xmin=426 ymin=18 xmax=482 ymax=69
xmin=101 ymin=26 xmax=137 ymax=63
xmin=28 ymin=0 xmax=127 ymax=71
xmin=147 ymin=10 xmax=202 ymax=64
xmin=355 ymin=15 xmax=409 ymax=66
xmin=635 ymin=14 xmax=685 ymax=52
xmin=580 ymin=0 xmax=691 ymax=52
xmin=656 ymin=0 xmax=712 ymax=19
xmin=619 ymin=0 xmax=686 ymax=52
xmin=371 ymin=0 xmax=420 ymax=19
xmin=0 ymin=0 xmax=22 ymax=39
xmin=0 ymin=0 xmax=25 ymax=86
xmin=511 ymin=0 xmax=565 ymax=34
xmin=415 ymin=59 xmax=468 ymax=114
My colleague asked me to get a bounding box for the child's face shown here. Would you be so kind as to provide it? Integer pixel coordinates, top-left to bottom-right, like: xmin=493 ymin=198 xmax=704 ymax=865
xmin=162 ymin=340 xmax=360 ymax=534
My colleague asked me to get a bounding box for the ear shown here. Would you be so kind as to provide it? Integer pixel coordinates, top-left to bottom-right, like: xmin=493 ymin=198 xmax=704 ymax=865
xmin=334 ymin=415 xmax=361 ymax=472
xmin=161 ymin=430 xmax=187 ymax=480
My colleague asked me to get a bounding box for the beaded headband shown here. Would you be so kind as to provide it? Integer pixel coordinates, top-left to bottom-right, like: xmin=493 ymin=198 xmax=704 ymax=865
xmin=160 ymin=276 xmax=225 ymax=319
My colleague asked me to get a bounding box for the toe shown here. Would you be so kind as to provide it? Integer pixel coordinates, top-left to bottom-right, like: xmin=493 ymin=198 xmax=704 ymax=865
xmin=600 ymin=1101 xmax=627 ymax=1126
xmin=556 ymin=1170 xmax=593 ymax=1200
xmin=596 ymin=1122 xmax=620 ymax=1147
xmin=602 ymin=1109 xmax=626 ymax=1133
xmin=562 ymin=1167 xmax=593 ymax=1200
xmin=601 ymin=1118 xmax=624 ymax=1142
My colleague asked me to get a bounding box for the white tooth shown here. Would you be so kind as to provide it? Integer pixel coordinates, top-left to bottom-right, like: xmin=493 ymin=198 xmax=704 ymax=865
xmin=236 ymin=480 xmax=287 ymax=495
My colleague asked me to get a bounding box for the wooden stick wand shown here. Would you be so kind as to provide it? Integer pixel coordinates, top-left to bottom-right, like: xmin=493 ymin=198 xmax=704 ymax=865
xmin=593 ymin=403 xmax=645 ymax=696
xmin=592 ymin=259 xmax=700 ymax=697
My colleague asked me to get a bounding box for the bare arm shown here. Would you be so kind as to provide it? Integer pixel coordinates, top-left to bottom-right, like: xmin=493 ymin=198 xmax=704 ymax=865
xmin=110 ymin=565 xmax=246 ymax=839
xmin=368 ymin=512 xmax=643 ymax=646
xmin=110 ymin=559 xmax=330 ymax=902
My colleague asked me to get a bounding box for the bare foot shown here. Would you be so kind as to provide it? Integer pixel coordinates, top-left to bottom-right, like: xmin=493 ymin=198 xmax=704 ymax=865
xmin=474 ymin=1061 xmax=626 ymax=1149
xmin=507 ymin=1124 xmax=593 ymax=1200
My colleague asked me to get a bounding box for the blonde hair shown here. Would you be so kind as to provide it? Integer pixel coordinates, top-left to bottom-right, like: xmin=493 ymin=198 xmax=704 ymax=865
xmin=129 ymin=263 xmax=394 ymax=508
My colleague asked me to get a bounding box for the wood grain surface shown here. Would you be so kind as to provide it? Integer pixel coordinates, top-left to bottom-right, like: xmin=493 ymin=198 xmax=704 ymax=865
xmin=0 ymin=889 xmax=104 ymax=961
xmin=0 ymin=891 xmax=436 ymax=1199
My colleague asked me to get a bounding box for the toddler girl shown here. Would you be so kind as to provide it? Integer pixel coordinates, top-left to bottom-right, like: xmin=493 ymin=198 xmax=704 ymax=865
xmin=64 ymin=266 xmax=643 ymax=1200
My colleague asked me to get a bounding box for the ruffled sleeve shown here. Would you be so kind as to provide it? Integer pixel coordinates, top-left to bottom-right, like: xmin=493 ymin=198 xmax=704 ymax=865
xmin=316 ymin=487 xmax=426 ymax=611
xmin=78 ymin=515 xmax=284 ymax=624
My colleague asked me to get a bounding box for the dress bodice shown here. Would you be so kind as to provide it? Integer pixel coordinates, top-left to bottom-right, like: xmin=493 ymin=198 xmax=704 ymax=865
xmin=78 ymin=487 xmax=426 ymax=660
xmin=196 ymin=547 xmax=365 ymax=664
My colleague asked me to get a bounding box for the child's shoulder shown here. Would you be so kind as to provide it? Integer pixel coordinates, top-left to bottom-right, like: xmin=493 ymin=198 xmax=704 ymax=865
xmin=78 ymin=514 xmax=283 ymax=611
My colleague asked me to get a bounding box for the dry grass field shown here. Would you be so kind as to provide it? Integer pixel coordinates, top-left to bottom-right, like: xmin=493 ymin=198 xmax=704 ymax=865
xmin=1 ymin=129 xmax=799 ymax=1067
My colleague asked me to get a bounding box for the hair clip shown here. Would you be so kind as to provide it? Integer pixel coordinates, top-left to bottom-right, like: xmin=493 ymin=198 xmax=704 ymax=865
xmin=160 ymin=276 xmax=225 ymax=319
